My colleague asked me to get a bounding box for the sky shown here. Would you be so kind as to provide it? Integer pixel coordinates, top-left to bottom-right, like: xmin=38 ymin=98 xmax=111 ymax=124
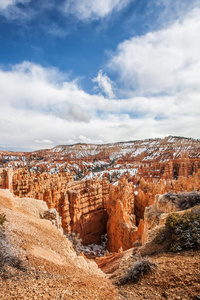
xmin=0 ymin=0 xmax=200 ymax=151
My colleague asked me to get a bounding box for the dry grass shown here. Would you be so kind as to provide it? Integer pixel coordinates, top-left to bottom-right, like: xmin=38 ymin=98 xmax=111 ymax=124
xmin=65 ymin=232 xmax=82 ymax=256
xmin=118 ymin=256 xmax=157 ymax=285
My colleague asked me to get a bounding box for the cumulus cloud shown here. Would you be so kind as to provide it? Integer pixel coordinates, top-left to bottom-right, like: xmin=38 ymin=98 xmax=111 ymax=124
xmin=0 ymin=58 xmax=200 ymax=151
xmin=65 ymin=105 xmax=91 ymax=123
xmin=0 ymin=61 xmax=89 ymax=113
xmin=93 ymin=70 xmax=115 ymax=98
xmin=0 ymin=0 xmax=15 ymax=10
xmin=64 ymin=0 xmax=130 ymax=21
xmin=0 ymin=0 xmax=26 ymax=10
xmin=0 ymin=0 xmax=32 ymax=20
xmin=109 ymin=8 xmax=200 ymax=96
xmin=0 ymin=0 xmax=130 ymax=23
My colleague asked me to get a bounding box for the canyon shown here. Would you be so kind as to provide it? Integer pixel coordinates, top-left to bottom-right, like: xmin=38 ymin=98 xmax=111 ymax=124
xmin=0 ymin=136 xmax=200 ymax=253
xmin=0 ymin=136 xmax=199 ymax=183
xmin=0 ymin=136 xmax=200 ymax=300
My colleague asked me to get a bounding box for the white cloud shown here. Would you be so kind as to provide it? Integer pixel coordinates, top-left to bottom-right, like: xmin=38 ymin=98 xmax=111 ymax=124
xmin=65 ymin=105 xmax=91 ymax=123
xmin=64 ymin=0 xmax=130 ymax=20
xmin=0 ymin=0 xmax=24 ymax=10
xmin=78 ymin=135 xmax=103 ymax=144
xmin=0 ymin=0 xmax=31 ymax=19
xmin=109 ymin=8 xmax=200 ymax=96
xmin=35 ymin=139 xmax=53 ymax=144
xmin=0 ymin=0 xmax=14 ymax=10
xmin=0 ymin=61 xmax=91 ymax=116
xmin=149 ymin=0 xmax=200 ymax=29
xmin=0 ymin=60 xmax=200 ymax=151
xmin=0 ymin=0 xmax=130 ymax=22
xmin=93 ymin=70 xmax=115 ymax=98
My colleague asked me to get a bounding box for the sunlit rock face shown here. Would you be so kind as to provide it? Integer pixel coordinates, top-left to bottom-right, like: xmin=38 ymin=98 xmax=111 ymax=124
xmin=12 ymin=168 xmax=109 ymax=245
xmin=4 ymin=167 xmax=200 ymax=252
xmin=106 ymin=170 xmax=200 ymax=252
xmin=106 ymin=177 xmax=144 ymax=252
xmin=0 ymin=135 xmax=200 ymax=253
xmin=63 ymin=177 xmax=109 ymax=245
xmin=0 ymin=168 xmax=13 ymax=191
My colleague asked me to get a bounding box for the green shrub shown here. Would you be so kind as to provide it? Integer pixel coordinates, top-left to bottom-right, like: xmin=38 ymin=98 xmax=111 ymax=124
xmin=155 ymin=210 xmax=200 ymax=252
xmin=165 ymin=191 xmax=200 ymax=210
xmin=176 ymin=192 xmax=200 ymax=210
xmin=118 ymin=257 xmax=157 ymax=285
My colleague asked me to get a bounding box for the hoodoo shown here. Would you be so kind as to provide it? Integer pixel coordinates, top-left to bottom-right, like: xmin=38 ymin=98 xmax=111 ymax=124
xmin=0 ymin=136 xmax=200 ymax=252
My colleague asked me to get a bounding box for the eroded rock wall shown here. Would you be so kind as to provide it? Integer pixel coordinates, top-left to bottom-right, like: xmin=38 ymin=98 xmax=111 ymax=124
xmin=64 ymin=178 xmax=109 ymax=244
xmin=132 ymin=156 xmax=200 ymax=185
xmin=5 ymin=167 xmax=200 ymax=252
xmin=106 ymin=178 xmax=143 ymax=252
xmin=12 ymin=168 xmax=109 ymax=245
xmin=12 ymin=169 xmax=73 ymax=200
xmin=134 ymin=170 xmax=200 ymax=222
xmin=0 ymin=168 xmax=13 ymax=191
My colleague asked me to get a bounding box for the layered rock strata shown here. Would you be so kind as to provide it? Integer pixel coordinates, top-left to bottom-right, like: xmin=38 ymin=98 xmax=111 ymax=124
xmin=0 ymin=168 xmax=13 ymax=192
xmin=2 ymin=166 xmax=200 ymax=253
xmin=62 ymin=178 xmax=109 ymax=244
xmin=106 ymin=178 xmax=144 ymax=252
xmin=1 ymin=137 xmax=200 ymax=183
xmin=134 ymin=170 xmax=200 ymax=223
xmin=12 ymin=168 xmax=109 ymax=245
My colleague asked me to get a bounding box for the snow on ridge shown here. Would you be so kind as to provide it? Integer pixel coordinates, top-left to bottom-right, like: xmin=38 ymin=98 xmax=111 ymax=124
xmin=52 ymin=146 xmax=64 ymax=152
xmin=131 ymin=147 xmax=147 ymax=157
xmin=76 ymin=149 xmax=100 ymax=158
xmin=83 ymin=168 xmax=138 ymax=181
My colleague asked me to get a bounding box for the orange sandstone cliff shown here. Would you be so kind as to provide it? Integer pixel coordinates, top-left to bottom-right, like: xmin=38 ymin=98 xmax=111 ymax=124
xmin=106 ymin=178 xmax=143 ymax=252
xmin=12 ymin=168 xmax=109 ymax=245
xmin=0 ymin=153 xmax=199 ymax=253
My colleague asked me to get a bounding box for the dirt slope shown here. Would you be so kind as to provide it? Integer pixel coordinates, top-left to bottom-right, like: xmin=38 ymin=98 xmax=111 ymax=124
xmin=0 ymin=189 xmax=199 ymax=299
xmin=96 ymin=242 xmax=200 ymax=299
xmin=0 ymin=190 xmax=117 ymax=300
xmin=114 ymin=250 xmax=200 ymax=300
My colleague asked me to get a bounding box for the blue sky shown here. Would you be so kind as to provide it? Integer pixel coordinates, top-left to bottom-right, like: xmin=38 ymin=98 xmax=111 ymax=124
xmin=0 ymin=0 xmax=200 ymax=151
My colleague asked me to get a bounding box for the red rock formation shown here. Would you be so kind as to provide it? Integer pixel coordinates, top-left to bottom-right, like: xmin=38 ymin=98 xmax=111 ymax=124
xmin=106 ymin=178 xmax=143 ymax=252
xmin=1 ymin=136 xmax=200 ymax=183
xmin=0 ymin=168 xmax=13 ymax=192
xmin=12 ymin=168 xmax=73 ymax=199
xmin=64 ymin=178 xmax=109 ymax=244
xmin=133 ymin=170 xmax=200 ymax=224
xmin=12 ymin=168 xmax=109 ymax=245
xmin=1 ymin=150 xmax=200 ymax=254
